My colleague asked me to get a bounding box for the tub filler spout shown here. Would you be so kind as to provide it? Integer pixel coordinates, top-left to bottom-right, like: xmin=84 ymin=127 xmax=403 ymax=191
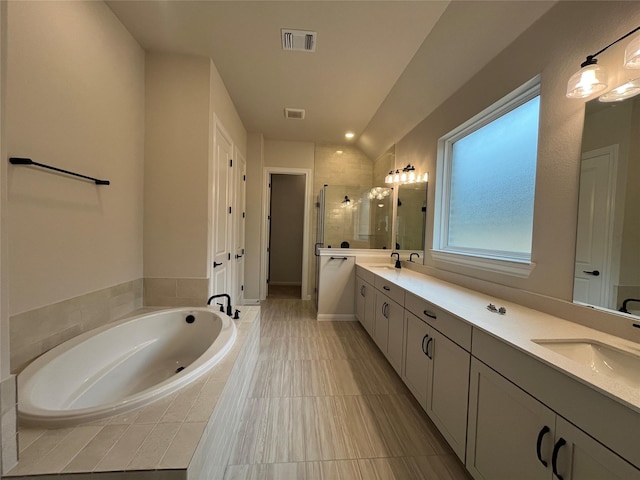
xmin=208 ymin=293 xmax=233 ymax=317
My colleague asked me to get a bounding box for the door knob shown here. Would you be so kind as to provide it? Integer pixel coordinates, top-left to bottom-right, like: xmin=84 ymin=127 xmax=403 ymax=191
xmin=583 ymin=270 xmax=600 ymax=276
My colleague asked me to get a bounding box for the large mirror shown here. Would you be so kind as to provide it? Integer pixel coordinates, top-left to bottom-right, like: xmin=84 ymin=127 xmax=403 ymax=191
xmin=574 ymin=94 xmax=640 ymax=317
xmin=395 ymin=182 xmax=427 ymax=253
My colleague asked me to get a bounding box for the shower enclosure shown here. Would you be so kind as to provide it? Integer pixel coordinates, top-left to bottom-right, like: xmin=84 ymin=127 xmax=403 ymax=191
xmin=316 ymin=184 xmax=393 ymax=251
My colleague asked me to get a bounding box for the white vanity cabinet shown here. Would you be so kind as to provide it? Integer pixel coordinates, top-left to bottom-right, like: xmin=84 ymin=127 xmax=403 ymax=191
xmin=403 ymin=294 xmax=471 ymax=462
xmin=467 ymin=358 xmax=640 ymax=480
xmin=355 ymin=275 xmax=375 ymax=336
xmin=374 ymin=287 xmax=405 ymax=375
xmin=317 ymin=254 xmax=356 ymax=320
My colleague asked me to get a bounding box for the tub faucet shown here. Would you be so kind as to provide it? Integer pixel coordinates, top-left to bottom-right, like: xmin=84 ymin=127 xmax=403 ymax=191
xmin=619 ymin=298 xmax=640 ymax=313
xmin=409 ymin=252 xmax=420 ymax=263
xmin=207 ymin=293 xmax=232 ymax=317
xmin=391 ymin=252 xmax=401 ymax=269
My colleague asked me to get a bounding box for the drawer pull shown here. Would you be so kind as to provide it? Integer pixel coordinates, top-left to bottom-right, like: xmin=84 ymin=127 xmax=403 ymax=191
xmin=551 ymin=438 xmax=566 ymax=480
xmin=421 ymin=334 xmax=429 ymax=355
xmin=382 ymin=302 xmax=389 ymax=318
xmin=330 ymin=256 xmax=348 ymax=260
xmin=425 ymin=337 xmax=434 ymax=360
xmin=360 ymin=285 xmax=365 ymax=297
xmin=536 ymin=425 xmax=550 ymax=467
xmin=383 ymin=286 xmax=391 ymax=291
xmin=423 ymin=310 xmax=437 ymax=320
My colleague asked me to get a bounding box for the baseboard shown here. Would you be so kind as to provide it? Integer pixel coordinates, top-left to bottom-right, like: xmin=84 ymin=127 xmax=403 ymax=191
xmin=316 ymin=313 xmax=356 ymax=322
xmin=242 ymin=298 xmax=260 ymax=305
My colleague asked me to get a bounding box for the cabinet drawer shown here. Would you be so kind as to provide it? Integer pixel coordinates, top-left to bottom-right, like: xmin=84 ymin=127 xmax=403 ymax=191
xmin=405 ymin=292 xmax=471 ymax=351
xmin=355 ymin=265 xmax=375 ymax=285
xmin=374 ymin=276 xmax=405 ymax=306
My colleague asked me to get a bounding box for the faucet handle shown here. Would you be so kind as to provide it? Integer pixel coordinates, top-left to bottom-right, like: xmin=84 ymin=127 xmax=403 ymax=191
xmin=216 ymin=302 xmax=224 ymax=313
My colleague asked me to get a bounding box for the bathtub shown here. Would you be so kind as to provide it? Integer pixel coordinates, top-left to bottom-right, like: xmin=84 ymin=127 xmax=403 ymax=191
xmin=18 ymin=307 xmax=237 ymax=426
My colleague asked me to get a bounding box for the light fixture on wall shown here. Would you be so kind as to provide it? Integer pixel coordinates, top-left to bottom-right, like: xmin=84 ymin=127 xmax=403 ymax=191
xmin=341 ymin=195 xmax=351 ymax=207
xmin=598 ymin=77 xmax=640 ymax=102
xmin=566 ymin=26 xmax=640 ymax=99
xmin=368 ymin=186 xmax=391 ymax=200
xmin=385 ymin=164 xmax=427 ymax=185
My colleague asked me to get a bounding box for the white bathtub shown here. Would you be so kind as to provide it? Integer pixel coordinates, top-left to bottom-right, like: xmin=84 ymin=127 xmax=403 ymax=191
xmin=18 ymin=307 xmax=237 ymax=426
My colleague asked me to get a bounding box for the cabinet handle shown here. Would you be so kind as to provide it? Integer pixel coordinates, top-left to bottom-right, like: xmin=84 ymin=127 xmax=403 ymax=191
xmin=536 ymin=425 xmax=550 ymax=467
xmin=425 ymin=337 xmax=434 ymax=360
xmin=330 ymin=256 xmax=348 ymax=260
xmin=423 ymin=310 xmax=437 ymax=320
xmin=551 ymin=438 xmax=566 ymax=480
xmin=382 ymin=302 xmax=389 ymax=318
xmin=383 ymin=286 xmax=391 ymax=291
xmin=360 ymin=285 xmax=365 ymax=297
xmin=421 ymin=334 xmax=429 ymax=355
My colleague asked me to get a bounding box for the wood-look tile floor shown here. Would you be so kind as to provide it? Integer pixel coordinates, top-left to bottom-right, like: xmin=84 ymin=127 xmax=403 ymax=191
xmin=224 ymin=299 xmax=473 ymax=480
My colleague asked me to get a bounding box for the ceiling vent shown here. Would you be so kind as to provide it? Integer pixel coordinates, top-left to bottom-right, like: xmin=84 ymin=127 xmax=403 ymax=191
xmin=281 ymin=29 xmax=316 ymax=52
xmin=284 ymin=108 xmax=306 ymax=120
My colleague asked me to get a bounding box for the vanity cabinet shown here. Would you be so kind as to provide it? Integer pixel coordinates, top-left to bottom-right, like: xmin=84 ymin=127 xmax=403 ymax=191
xmin=467 ymin=358 xmax=640 ymax=480
xmin=355 ymin=276 xmax=375 ymax=336
xmin=374 ymin=290 xmax=404 ymax=375
xmin=403 ymin=310 xmax=470 ymax=461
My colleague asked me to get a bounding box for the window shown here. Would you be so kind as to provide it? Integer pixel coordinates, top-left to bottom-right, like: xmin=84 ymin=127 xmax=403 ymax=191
xmin=433 ymin=78 xmax=540 ymax=276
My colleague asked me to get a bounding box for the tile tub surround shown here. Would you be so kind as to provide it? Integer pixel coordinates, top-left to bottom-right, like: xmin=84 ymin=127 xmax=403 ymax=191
xmin=1 ymin=376 xmax=18 ymax=474
xmin=143 ymin=278 xmax=209 ymax=308
xmin=10 ymin=280 xmax=143 ymax=373
xmin=5 ymin=306 xmax=260 ymax=479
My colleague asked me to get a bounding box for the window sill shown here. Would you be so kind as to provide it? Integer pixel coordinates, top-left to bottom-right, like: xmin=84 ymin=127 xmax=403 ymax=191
xmin=430 ymin=249 xmax=536 ymax=278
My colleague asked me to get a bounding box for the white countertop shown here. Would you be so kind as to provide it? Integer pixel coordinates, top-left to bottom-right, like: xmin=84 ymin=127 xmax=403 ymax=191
xmin=357 ymin=262 xmax=640 ymax=414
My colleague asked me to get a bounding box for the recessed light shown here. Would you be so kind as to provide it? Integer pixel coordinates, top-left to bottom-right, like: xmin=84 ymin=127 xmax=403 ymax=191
xmin=336 ymin=150 xmax=343 ymax=155
xmin=345 ymin=132 xmax=355 ymax=139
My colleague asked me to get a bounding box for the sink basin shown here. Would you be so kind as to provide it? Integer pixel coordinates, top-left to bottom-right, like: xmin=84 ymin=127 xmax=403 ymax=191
xmin=533 ymin=339 xmax=640 ymax=388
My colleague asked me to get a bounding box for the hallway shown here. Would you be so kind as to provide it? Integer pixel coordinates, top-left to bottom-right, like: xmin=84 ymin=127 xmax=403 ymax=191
xmin=224 ymin=298 xmax=471 ymax=479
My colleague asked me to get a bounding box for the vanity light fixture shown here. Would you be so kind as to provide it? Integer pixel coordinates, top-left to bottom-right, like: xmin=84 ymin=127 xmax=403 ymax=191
xmin=598 ymin=77 xmax=640 ymax=102
xmin=567 ymin=26 xmax=640 ymax=99
xmin=385 ymin=164 xmax=427 ymax=185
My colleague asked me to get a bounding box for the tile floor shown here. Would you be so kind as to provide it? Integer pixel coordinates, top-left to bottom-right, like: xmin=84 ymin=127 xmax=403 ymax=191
xmin=223 ymin=298 xmax=472 ymax=480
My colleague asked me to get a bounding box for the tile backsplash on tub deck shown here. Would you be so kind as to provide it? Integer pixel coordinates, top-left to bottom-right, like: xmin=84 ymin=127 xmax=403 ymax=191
xmin=10 ymin=279 xmax=143 ymax=373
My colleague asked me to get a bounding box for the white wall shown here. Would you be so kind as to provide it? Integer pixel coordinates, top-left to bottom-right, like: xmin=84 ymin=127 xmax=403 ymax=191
xmin=269 ymin=174 xmax=305 ymax=285
xmin=6 ymin=0 xmax=144 ymax=315
xmin=244 ymin=133 xmax=264 ymax=302
xmin=397 ymin=1 xmax=640 ymax=303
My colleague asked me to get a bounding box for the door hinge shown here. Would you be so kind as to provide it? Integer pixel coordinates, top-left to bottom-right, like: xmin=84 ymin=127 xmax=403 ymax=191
xmin=267 ymin=247 xmax=270 ymax=253
xmin=242 ymin=212 xmax=245 ymax=218
xmin=268 ymin=183 xmax=271 ymax=188
xmin=241 ymin=285 xmax=244 ymax=291
xmin=229 ymin=159 xmax=233 ymax=167
xmin=243 ymin=175 xmax=246 ymax=181
xmin=228 ymin=253 xmax=231 ymax=260
xmin=229 ymin=206 xmax=232 ymax=214
xmin=242 ymin=248 xmax=245 ymax=254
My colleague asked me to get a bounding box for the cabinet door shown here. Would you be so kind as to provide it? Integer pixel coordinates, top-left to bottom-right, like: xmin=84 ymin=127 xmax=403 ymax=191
xmin=402 ymin=312 xmax=430 ymax=408
xmin=355 ymin=277 xmax=366 ymax=325
xmin=386 ymin=297 xmax=404 ymax=375
xmin=426 ymin=329 xmax=470 ymax=462
xmin=466 ymin=358 xmax=555 ymax=480
xmin=374 ymin=292 xmax=390 ymax=354
xmin=553 ymin=417 xmax=640 ymax=480
xmin=356 ymin=278 xmax=375 ymax=337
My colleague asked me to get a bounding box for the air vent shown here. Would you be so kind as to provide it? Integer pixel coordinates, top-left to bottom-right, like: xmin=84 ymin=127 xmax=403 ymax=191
xmin=281 ymin=29 xmax=316 ymax=52
xmin=284 ymin=108 xmax=306 ymax=120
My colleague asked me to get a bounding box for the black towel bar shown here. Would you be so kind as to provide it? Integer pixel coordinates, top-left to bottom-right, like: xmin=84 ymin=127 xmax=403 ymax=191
xmin=9 ymin=157 xmax=110 ymax=185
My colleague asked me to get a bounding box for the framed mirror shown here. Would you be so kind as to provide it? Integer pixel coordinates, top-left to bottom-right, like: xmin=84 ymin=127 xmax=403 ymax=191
xmin=574 ymin=94 xmax=640 ymax=317
xmin=395 ymin=182 xmax=427 ymax=253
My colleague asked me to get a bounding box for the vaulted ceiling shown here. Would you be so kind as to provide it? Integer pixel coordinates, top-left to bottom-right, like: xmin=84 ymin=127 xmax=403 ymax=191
xmin=107 ymin=1 xmax=556 ymax=159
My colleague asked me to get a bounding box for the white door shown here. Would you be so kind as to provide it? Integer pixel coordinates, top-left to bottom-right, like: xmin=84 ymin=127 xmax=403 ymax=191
xmin=211 ymin=122 xmax=233 ymax=298
xmin=232 ymin=150 xmax=246 ymax=306
xmin=573 ymin=146 xmax=617 ymax=308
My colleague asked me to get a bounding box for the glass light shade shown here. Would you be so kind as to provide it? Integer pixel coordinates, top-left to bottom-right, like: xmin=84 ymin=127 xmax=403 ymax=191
xmin=394 ymin=172 xmax=400 ymax=183
xmin=385 ymin=174 xmax=392 ymax=184
xmin=408 ymin=171 xmax=416 ymax=182
xmin=599 ymin=78 xmax=640 ymax=102
xmin=624 ymin=34 xmax=640 ymax=68
xmin=400 ymin=172 xmax=407 ymax=182
xmin=423 ymin=172 xmax=429 ymax=182
xmin=566 ymin=64 xmax=608 ymax=98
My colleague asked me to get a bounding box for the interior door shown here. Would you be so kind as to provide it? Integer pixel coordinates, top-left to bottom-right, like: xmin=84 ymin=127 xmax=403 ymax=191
xmin=233 ymin=150 xmax=247 ymax=306
xmin=573 ymin=146 xmax=617 ymax=308
xmin=211 ymin=122 xmax=233 ymax=297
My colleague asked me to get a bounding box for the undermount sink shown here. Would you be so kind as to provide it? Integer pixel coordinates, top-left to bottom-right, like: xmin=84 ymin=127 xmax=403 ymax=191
xmin=533 ymin=339 xmax=640 ymax=388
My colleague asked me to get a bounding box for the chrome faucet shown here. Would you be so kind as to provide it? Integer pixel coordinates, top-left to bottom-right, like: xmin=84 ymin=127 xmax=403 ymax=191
xmin=391 ymin=252 xmax=401 ymax=269
xmin=409 ymin=252 xmax=420 ymax=262
xmin=207 ymin=293 xmax=232 ymax=317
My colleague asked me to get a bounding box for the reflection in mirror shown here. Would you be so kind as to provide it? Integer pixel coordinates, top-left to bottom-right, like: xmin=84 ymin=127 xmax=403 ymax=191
xmin=396 ymin=182 xmax=427 ymax=252
xmin=574 ymin=95 xmax=640 ymax=318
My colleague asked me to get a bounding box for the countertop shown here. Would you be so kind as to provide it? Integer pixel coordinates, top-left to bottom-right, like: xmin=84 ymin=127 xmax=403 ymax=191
xmin=357 ymin=262 xmax=640 ymax=414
